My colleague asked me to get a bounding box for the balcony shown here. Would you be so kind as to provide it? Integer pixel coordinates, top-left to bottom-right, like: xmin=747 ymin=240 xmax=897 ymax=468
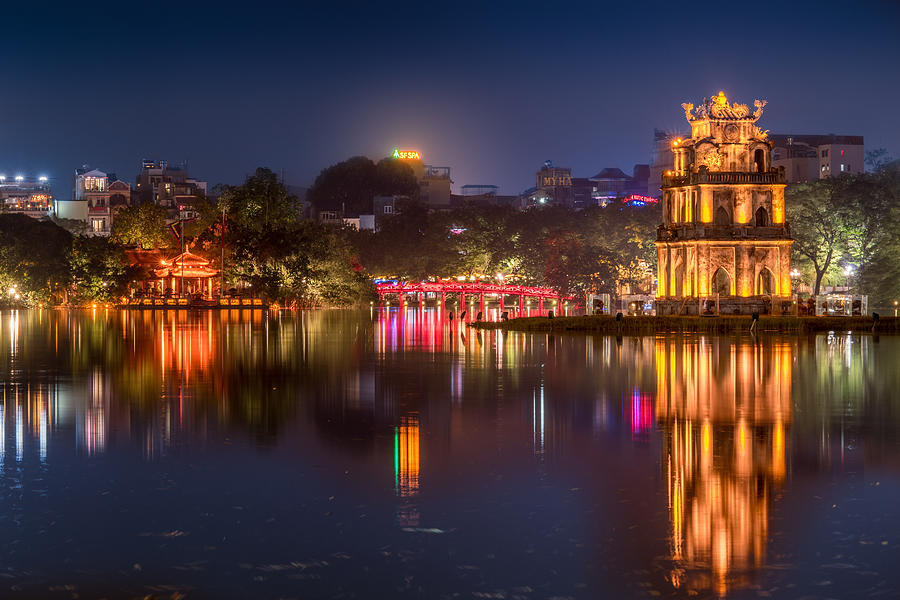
xmin=662 ymin=168 xmax=785 ymax=188
xmin=657 ymin=223 xmax=791 ymax=242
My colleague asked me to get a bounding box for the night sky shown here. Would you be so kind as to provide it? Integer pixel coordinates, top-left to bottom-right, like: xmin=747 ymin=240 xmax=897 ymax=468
xmin=3 ymin=0 xmax=898 ymax=199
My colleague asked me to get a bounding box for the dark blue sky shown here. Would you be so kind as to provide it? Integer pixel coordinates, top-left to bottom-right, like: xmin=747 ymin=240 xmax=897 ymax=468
xmin=2 ymin=0 xmax=898 ymax=198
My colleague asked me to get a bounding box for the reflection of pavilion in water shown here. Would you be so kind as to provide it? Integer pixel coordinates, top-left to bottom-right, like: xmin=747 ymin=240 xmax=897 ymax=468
xmin=655 ymin=337 xmax=792 ymax=595
xmin=0 ymin=383 xmax=53 ymax=465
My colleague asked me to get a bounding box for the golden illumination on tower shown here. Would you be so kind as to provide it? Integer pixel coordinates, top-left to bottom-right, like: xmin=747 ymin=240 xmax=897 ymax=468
xmin=656 ymin=91 xmax=792 ymax=315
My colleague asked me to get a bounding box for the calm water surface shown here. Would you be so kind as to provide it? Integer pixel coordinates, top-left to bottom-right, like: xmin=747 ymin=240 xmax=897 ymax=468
xmin=1 ymin=308 xmax=899 ymax=599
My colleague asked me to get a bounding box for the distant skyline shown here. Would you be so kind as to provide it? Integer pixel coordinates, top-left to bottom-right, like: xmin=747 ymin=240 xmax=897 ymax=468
xmin=2 ymin=0 xmax=898 ymax=199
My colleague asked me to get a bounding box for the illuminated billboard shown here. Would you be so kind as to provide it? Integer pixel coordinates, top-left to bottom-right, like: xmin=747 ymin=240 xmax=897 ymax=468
xmin=392 ymin=148 xmax=421 ymax=160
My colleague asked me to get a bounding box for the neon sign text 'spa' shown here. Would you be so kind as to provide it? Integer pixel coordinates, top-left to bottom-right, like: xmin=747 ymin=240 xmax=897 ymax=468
xmin=392 ymin=148 xmax=420 ymax=160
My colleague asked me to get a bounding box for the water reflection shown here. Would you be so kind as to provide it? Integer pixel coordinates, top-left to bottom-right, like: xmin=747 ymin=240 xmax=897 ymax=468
xmin=0 ymin=309 xmax=898 ymax=597
xmin=656 ymin=338 xmax=793 ymax=595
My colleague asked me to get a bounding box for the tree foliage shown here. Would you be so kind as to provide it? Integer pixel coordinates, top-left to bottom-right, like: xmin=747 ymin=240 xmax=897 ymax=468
xmin=0 ymin=214 xmax=72 ymax=305
xmin=354 ymin=200 xmax=658 ymax=297
xmin=110 ymin=203 xmax=171 ymax=249
xmin=218 ymin=167 xmax=299 ymax=233
xmin=788 ymin=171 xmax=900 ymax=306
xmin=67 ymin=236 xmax=132 ymax=304
xmin=306 ymin=156 xmax=419 ymax=215
xmin=213 ymin=169 xmax=371 ymax=306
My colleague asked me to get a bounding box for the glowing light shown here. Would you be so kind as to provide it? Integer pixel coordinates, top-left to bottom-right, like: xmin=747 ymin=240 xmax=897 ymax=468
xmin=394 ymin=415 xmax=420 ymax=497
xmin=39 ymin=176 xmax=48 ymax=182
xmin=15 ymin=175 xmax=23 ymax=182
xmin=624 ymin=194 xmax=659 ymax=206
xmin=392 ymin=148 xmax=420 ymax=160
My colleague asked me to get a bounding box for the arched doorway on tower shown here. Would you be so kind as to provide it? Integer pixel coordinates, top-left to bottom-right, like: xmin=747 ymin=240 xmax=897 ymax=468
xmin=756 ymin=268 xmax=775 ymax=295
xmin=754 ymin=148 xmax=766 ymax=173
xmin=713 ymin=268 xmax=731 ymax=296
xmin=755 ymin=206 xmax=768 ymax=226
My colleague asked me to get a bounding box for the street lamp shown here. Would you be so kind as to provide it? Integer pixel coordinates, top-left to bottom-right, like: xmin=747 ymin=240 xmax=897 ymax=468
xmin=842 ymin=265 xmax=856 ymax=291
xmin=894 ymin=300 xmax=898 ymax=317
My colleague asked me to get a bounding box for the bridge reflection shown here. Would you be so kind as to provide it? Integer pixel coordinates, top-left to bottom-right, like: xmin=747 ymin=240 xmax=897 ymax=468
xmin=656 ymin=337 xmax=792 ymax=596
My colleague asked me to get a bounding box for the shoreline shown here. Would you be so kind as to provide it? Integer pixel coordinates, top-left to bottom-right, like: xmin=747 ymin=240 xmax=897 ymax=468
xmin=470 ymin=314 xmax=899 ymax=334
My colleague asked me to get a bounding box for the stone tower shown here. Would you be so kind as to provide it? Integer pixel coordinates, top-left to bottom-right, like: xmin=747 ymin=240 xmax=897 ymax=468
xmin=655 ymin=91 xmax=792 ymax=315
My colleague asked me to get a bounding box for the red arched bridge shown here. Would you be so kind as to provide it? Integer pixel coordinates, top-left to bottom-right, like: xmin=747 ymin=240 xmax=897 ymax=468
xmin=376 ymin=281 xmax=572 ymax=312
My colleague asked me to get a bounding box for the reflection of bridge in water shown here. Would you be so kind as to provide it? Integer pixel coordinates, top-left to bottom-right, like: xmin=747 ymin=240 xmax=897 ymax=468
xmin=376 ymin=281 xmax=571 ymax=315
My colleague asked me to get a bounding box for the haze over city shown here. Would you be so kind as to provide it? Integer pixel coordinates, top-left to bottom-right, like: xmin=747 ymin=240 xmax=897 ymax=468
xmin=2 ymin=0 xmax=898 ymax=197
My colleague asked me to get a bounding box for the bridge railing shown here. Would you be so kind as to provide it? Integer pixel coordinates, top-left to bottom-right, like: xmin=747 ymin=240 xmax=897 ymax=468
xmin=376 ymin=282 xmax=569 ymax=299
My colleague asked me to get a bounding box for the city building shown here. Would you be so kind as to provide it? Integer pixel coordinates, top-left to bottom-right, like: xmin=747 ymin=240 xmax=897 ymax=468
xmin=590 ymin=168 xmax=630 ymax=203
xmin=520 ymin=186 xmax=552 ymax=209
xmin=586 ymin=165 xmax=650 ymax=205
xmin=571 ymin=177 xmax=596 ymax=208
xmin=461 ymin=184 xmax=498 ymax=196
xmin=420 ymin=165 xmax=452 ymax=207
xmin=534 ymin=161 xmax=573 ymax=207
xmin=656 ymin=91 xmax=792 ymax=315
xmin=134 ymin=160 xmax=207 ymax=216
xmin=648 ymin=129 xmax=686 ymax=198
xmin=770 ymin=134 xmax=864 ymax=183
xmin=63 ymin=167 xmax=132 ymax=236
xmin=0 ymin=174 xmax=53 ymax=219
xmin=373 ymin=195 xmax=397 ymax=231
xmin=391 ymin=150 xmax=452 ymax=208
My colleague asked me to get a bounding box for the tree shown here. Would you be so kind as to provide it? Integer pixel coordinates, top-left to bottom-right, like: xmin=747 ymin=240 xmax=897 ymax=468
xmin=0 ymin=214 xmax=72 ymax=305
xmin=68 ymin=236 xmax=132 ymax=303
xmin=865 ymin=148 xmax=894 ymax=173
xmin=787 ymin=180 xmax=850 ymax=295
xmin=307 ymin=156 xmax=419 ymax=216
xmin=218 ymin=167 xmax=299 ymax=233
xmin=111 ymin=203 xmax=171 ymax=249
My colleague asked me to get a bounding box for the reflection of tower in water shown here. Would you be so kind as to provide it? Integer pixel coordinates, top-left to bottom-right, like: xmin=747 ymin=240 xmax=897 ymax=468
xmin=394 ymin=414 xmax=421 ymax=527
xmin=394 ymin=414 xmax=420 ymax=497
xmin=656 ymin=337 xmax=792 ymax=595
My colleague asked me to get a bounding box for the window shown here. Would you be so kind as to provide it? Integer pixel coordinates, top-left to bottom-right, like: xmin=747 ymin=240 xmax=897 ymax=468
xmin=821 ymin=149 xmax=829 ymax=158
xmin=840 ymin=164 xmax=845 ymax=172
xmin=383 ymin=205 xmax=393 ymax=214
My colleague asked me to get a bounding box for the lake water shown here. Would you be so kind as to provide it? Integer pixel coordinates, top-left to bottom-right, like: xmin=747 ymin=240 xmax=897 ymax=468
xmin=1 ymin=308 xmax=899 ymax=599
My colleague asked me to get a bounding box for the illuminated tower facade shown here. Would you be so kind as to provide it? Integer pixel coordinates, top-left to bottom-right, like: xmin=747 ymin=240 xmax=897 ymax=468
xmin=656 ymin=92 xmax=792 ymax=315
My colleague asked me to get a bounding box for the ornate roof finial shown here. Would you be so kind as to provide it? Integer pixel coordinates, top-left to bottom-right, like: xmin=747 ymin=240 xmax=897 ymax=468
xmin=681 ymin=102 xmax=695 ymax=121
xmin=714 ymin=91 xmax=728 ymax=106
xmin=753 ymin=99 xmax=767 ymax=120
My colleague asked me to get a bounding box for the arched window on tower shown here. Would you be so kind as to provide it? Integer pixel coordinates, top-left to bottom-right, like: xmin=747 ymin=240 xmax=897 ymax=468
xmin=713 ymin=268 xmax=731 ymax=296
xmin=756 ymin=268 xmax=774 ymax=295
xmin=754 ymin=149 xmax=765 ymax=173
xmin=715 ymin=206 xmax=731 ymax=226
xmin=755 ymin=206 xmax=768 ymax=226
